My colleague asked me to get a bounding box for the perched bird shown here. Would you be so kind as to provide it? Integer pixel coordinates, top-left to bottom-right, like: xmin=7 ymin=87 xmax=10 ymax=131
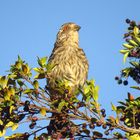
xmin=47 ymin=22 xmax=89 ymax=133
xmin=47 ymin=22 xmax=89 ymax=94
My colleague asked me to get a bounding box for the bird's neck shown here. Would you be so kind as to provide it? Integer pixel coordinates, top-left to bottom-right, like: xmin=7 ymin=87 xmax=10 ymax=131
xmin=57 ymin=31 xmax=79 ymax=47
xmin=67 ymin=31 xmax=79 ymax=44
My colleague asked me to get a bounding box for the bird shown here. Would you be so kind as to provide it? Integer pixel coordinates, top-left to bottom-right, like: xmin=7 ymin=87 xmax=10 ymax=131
xmin=47 ymin=22 xmax=89 ymax=134
xmin=47 ymin=22 xmax=89 ymax=94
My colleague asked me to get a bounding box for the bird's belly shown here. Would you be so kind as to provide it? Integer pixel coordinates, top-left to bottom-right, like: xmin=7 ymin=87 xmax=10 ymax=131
xmin=48 ymin=58 xmax=86 ymax=89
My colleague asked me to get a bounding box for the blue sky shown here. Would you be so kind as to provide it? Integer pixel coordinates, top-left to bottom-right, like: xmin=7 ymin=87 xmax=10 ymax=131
xmin=0 ymin=0 xmax=140 ymax=138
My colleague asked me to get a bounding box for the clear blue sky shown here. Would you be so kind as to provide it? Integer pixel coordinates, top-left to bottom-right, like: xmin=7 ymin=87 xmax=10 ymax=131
xmin=0 ymin=0 xmax=140 ymax=138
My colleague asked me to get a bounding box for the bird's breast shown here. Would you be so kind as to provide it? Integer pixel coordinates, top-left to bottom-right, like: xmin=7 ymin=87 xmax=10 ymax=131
xmin=48 ymin=44 xmax=88 ymax=90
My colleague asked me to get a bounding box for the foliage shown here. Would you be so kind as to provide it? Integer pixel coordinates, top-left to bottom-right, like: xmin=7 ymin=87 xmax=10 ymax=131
xmin=112 ymin=19 xmax=140 ymax=139
xmin=0 ymin=19 xmax=140 ymax=140
xmin=0 ymin=55 xmax=103 ymax=140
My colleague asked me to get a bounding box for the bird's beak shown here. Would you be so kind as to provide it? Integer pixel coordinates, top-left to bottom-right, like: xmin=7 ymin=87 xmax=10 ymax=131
xmin=75 ymin=25 xmax=81 ymax=31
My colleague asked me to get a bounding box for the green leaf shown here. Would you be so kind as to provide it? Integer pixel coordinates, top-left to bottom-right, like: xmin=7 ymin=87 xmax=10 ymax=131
xmin=0 ymin=76 xmax=8 ymax=88
xmin=91 ymin=117 xmax=97 ymax=123
xmin=46 ymin=63 xmax=54 ymax=72
xmin=8 ymin=74 xmax=17 ymax=79
xmin=130 ymin=61 xmax=139 ymax=68
xmin=130 ymin=86 xmax=140 ymax=90
xmin=5 ymin=133 xmax=24 ymax=139
xmin=120 ymin=49 xmax=129 ymax=54
xmin=0 ymin=129 xmax=6 ymax=137
xmin=34 ymin=73 xmax=45 ymax=79
xmin=115 ymin=117 xmax=119 ymax=124
xmin=22 ymin=64 xmax=30 ymax=75
xmin=0 ymin=120 xmax=3 ymax=125
xmin=17 ymin=79 xmax=24 ymax=87
xmin=134 ymin=26 xmax=139 ymax=36
xmin=122 ymin=68 xmax=131 ymax=77
xmin=126 ymin=134 xmax=140 ymax=140
xmin=9 ymin=106 xmax=14 ymax=114
xmin=23 ymin=89 xmax=33 ymax=94
xmin=128 ymin=39 xmax=138 ymax=46
xmin=33 ymin=80 xmax=39 ymax=89
xmin=125 ymin=118 xmax=129 ymax=124
xmin=111 ymin=103 xmax=116 ymax=111
xmin=8 ymin=87 xmax=15 ymax=96
xmin=93 ymin=131 xmax=103 ymax=138
xmin=123 ymin=43 xmax=135 ymax=49
xmin=6 ymin=121 xmax=14 ymax=127
xmin=118 ymin=101 xmax=127 ymax=106
xmin=33 ymin=67 xmax=39 ymax=72
xmin=4 ymin=92 xmax=11 ymax=101
xmin=12 ymin=123 xmax=18 ymax=131
xmin=86 ymin=95 xmax=91 ymax=102
xmin=116 ymin=106 xmax=125 ymax=112
xmin=134 ymin=36 xmax=140 ymax=44
xmin=33 ymin=67 xmax=43 ymax=73
xmin=86 ymin=79 xmax=95 ymax=86
xmin=14 ymin=95 xmax=20 ymax=101
xmin=37 ymin=56 xmax=47 ymax=67
xmin=18 ymin=55 xmax=23 ymax=63
xmin=58 ymin=100 xmax=66 ymax=112
xmin=84 ymin=85 xmax=90 ymax=94
xmin=40 ymin=108 xmax=46 ymax=116
xmin=83 ymin=129 xmax=90 ymax=135
xmin=15 ymin=61 xmax=22 ymax=69
xmin=92 ymin=86 xmax=99 ymax=101
xmin=123 ymin=52 xmax=129 ymax=63
xmin=95 ymin=86 xmax=99 ymax=100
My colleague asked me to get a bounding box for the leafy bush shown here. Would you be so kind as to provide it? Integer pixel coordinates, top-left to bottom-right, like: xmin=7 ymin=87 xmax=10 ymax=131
xmin=0 ymin=19 xmax=140 ymax=140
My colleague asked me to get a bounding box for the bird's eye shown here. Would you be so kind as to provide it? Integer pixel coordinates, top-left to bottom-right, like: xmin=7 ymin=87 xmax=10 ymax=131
xmin=63 ymin=25 xmax=69 ymax=31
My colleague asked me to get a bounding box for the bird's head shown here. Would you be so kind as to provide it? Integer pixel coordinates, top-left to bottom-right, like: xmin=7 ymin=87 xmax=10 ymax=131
xmin=56 ymin=22 xmax=81 ymax=44
xmin=60 ymin=22 xmax=81 ymax=32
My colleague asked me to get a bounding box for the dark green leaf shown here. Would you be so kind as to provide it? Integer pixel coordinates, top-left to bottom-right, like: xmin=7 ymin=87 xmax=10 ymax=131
xmin=82 ymin=129 xmax=90 ymax=135
xmin=118 ymin=101 xmax=127 ymax=106
xmin=91 ymin=117 xmax=97 ymax=123
xmin=130 ymin=86 xmax=140 ymax=90
xmin=93 ymin=131 xmax=103 ymax=138
xmin=34 ymin=73 xmax=45 ymax=79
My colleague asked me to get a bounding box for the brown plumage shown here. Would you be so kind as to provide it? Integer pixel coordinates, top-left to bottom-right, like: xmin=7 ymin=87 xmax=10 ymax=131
xmin=47 ymin=23 xmax=89 ymax=134
xmin=47 ymin=22 xmax=89 ymax=94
